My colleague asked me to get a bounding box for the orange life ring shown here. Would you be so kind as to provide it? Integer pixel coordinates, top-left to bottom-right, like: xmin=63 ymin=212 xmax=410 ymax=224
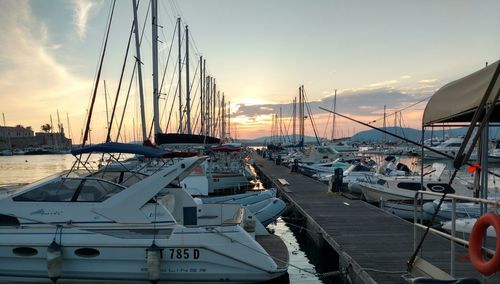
xmin=468 ymin=212 xmax=500 ymax=276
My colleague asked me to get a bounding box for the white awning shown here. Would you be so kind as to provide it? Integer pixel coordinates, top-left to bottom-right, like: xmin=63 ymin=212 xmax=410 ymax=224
xmin=423 ymin=60 xmax=500 ymax=126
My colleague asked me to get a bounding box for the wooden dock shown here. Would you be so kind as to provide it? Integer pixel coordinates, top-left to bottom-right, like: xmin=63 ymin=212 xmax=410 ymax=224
xmin=253 ymin=154 xmax=498 ymax=284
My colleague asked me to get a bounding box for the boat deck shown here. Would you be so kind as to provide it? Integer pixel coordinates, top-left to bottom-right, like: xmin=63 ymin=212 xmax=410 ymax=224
xmin=254 ymin=154 xmax=499 ymax=284
xmin=256 ymin=234 xmax=289 ymax=270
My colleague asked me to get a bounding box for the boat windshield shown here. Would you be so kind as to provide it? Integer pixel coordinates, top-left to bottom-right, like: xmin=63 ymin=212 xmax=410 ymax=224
xmin=13 ymin=177 xmax=126 ymax=202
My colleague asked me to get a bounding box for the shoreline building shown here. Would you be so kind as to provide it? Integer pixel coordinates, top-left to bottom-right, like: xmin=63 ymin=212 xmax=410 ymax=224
xmin=0 ymin=125 xmax=72 ymax=150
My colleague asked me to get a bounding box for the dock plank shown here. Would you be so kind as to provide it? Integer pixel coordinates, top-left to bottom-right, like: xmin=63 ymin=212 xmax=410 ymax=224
xmin=254 ymin=154 xmax=499 ymax=284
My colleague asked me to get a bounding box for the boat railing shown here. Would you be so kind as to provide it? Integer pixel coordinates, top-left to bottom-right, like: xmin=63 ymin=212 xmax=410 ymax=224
xmin=412 ymin=190 xmax=499 ymax=277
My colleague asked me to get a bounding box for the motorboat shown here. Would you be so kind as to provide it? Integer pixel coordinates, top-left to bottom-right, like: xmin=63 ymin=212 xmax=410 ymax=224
xmin=356 ymin=163 xmax=473 ymax=220
xmin=422 ymin=193 xmax=500 ymax=223
xmin=298 ymin=159 xmax=352 ymax=177
xmin=441 ymin=218 xmax=497 ymax=243
xmin=316 ymin=160 xmax=377 ymax=184
xmin=95 ymin=143 xmax=287 ymax=227
xmin=299 ymin=145 xmax=354 ymax=164
xmin=0 ymin=152 xmax=289 ymax=283
xmin=202 ymin=189 xmax=286 ymax=226
xmin=359 ymin=165 xmax=471 ymax=203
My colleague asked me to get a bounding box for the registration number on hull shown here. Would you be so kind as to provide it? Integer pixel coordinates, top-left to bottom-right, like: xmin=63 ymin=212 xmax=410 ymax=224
xmin=169 ymin=248 xmax=200 ymax=260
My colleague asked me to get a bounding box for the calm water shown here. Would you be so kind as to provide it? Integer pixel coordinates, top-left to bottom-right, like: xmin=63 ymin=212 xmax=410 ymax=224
xmin=0 ymin=154 xmax=331 ymax=283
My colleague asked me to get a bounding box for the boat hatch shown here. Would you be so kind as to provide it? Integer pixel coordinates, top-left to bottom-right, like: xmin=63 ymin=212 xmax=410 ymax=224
xmin=13 ymin=178 xmax=126 ymax=202
xmin=427 ymin=183 xmax=455 ymax=194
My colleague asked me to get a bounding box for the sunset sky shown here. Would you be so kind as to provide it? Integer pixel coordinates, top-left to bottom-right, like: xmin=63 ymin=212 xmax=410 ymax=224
xmin=0 ymin=0 xmax=499 ymax=143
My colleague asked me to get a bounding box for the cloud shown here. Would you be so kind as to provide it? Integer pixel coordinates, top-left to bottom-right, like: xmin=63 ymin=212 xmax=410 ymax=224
xmin=368 ymin=80 xmax=398 ymax=87
xmin=0 ymin=1 xmax=92 ymax=137
xmin=234 ymin=88 xmax=429 ymax=119
xmin=418 ymin=79 xmax=437 ymax=83
xmin=400 ymin=75 xmax=411 ymax=79
xmin=73 ymin=0 xmax=103 ymax=39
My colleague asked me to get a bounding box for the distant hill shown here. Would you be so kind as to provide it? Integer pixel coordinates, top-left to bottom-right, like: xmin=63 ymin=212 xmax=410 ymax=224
xmin=351 ymin=126 xmax=500 ymax=143
xmin=240 ymin=127 xmax=500 ymax=145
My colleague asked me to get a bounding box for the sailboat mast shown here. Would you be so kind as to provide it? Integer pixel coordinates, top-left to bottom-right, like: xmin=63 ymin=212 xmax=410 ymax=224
xmin=177 ymin=17 xmax=183 ymax=134
xmin=103 ymin=80 xmax=110 ymax=128
xmin=270 ymin=113 xmax=274 ymax=142
xmin=299 ymin=85 xmax=304 ymax=144
xmin=331 ymin=89 xmax=336 ymax=140
xmin=383 ymin=105 xmax=387 ymax=145
xmin=66 ymin=113 xmax=72 ymax=139
xmin=151 ymin=0 xmax=161 ymax=138
xmin=217 ymin=90 xmax=221 ymax=138
xmin=56 ymin=110 xmax=62 ymax=134
xmin=2 ymin=113 xmax=11 ymax=150
xmin=279 ymin=107 xmax=282 ymax=143
xmin=132 ymin=0 xmax=147 ymax=141
xmin=212 ymin=80 xmax=216 ymax=137
xmin=292 ymin=97 xmax=296 ymax=144
xmin=199 ymin=56 xmax=204 ymax=135
xmin=185 ymin=25 xmax=191 ymax=134
xmin=221 ymin=93 xmax=225 ymax=140
xmin=207 ymin=76 xmax=211 ymax=136
xmin=227 ymin=101 xmax=231 ymax=139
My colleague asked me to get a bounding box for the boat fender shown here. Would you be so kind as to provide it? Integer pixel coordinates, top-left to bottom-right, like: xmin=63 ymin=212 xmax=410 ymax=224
xmin=147 ymin=243 xmax=162 ymax=283
xmin=47 ymin=240 xmax=63 ymax=282
xmin=468 ymin=212 xmax=500 ymax=276
xmin=243 ymin=215 xmax=256 ymax=233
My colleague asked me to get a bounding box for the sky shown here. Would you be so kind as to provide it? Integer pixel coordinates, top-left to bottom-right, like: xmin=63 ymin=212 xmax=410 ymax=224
xmin=0 ymin=0 xmax=499 ymax=143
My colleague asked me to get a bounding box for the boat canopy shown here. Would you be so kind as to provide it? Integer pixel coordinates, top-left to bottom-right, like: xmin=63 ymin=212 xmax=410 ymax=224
xmin=422 ymin=60 xmax=500 ymax=126
xmin=71 ymin=142 xmax=168 ymax=157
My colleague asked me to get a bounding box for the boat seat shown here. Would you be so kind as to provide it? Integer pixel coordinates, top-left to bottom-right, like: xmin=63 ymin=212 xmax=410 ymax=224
xmin=412 ymin=277 xmax=480 ymax=284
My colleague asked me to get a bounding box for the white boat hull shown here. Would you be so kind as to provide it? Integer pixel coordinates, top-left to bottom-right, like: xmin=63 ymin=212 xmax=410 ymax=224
xmin=0 ymin=226 xmax=286 ymax=283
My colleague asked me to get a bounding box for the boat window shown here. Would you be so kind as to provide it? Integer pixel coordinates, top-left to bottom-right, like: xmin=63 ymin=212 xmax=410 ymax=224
xmin=447 ymin=143 xmax=462 ymax=147
xmin=396 ymin=182 xmax=422 ymax=191
xmin=75 ymin=179 xmax=125 ymax=202
xmin=376 ymin=179 xmax=387 ymax=185
xmin=0 ymin=214 xmax=20 ymax=226
xmin=353 ymin=165 xmax=371 ymax=172
xmin=91 ymin=171 xmax=147 ymax=187
xmin=74 ymin=248 xmax=100 ymax=258
xmin=13 ymin=247 xmax=38 ymax=257
xmin=13 ymin=179 xmax=82 ymax=202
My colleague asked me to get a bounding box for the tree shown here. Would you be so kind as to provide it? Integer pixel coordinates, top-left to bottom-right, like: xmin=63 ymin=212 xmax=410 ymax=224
xmin=41 ymin=124 xmax=52 ymax=133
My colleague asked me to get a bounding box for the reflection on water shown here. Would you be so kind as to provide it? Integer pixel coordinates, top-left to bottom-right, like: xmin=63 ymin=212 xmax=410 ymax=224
xmin=267 ymin=218 xmax=330 ymax=284
xmin=0 ymin=154 xmax=77 ymax=184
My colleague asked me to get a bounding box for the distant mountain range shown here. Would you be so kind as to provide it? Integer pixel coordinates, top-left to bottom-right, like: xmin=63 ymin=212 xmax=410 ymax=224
xmin=351 ymin=126 xmax=500 ymax=142
xmin=239 ymin=126 xmax=500 ymax=144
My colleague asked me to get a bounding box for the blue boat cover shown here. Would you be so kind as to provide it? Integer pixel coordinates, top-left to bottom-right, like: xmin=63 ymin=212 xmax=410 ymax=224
xmin=71 ymin=142 xmax=168 ymax=157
